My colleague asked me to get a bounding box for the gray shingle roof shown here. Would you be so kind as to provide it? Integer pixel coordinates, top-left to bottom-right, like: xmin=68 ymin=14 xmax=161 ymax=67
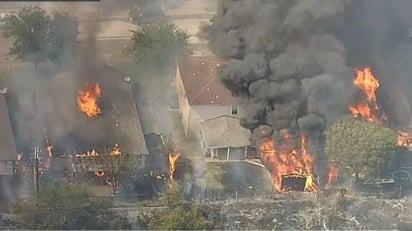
xmin=200 ymin=115 xmax=251 ymax=148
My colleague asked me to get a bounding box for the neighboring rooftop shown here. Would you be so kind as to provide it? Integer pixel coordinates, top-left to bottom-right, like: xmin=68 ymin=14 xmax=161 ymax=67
xmin=200 ymin=115 xmax=251 ymax=148
xmin=8 ymin=64 xmax=148 ymax=155
xmin=176 ymin=56 xmax=239 ymax=105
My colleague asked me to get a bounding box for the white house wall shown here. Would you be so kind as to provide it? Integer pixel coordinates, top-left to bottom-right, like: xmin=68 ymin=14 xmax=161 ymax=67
xmin=175 ymin=65 xmax=191 ymax=136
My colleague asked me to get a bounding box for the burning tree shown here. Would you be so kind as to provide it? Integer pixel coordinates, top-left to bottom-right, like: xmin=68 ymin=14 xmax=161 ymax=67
xmin=325 ymin=116 xmax=398 ymax=179
xmin=349 ymin=67 xmax=387 ymax=122
xmin=201 ymin=0 xmax=412 ymax=191
xmin=168 ymin=151 xmax=181 ymax=183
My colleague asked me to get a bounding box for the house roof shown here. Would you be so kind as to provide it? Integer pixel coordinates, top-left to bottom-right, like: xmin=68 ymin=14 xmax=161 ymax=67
xmin=9 ymin=64 xmax=148 ymax=155
xmin=200 ymin=115 xmax=251 ymax=148
xmin=176 ymin=56 xmax=239 ymax=105
xmin=0 ymin=93 xmax=17 ymax=162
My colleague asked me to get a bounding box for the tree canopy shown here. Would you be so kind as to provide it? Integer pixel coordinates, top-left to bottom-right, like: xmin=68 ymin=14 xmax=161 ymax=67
xmin=127 ymin=21 xmax=190 ymax=69
xmin=47 ymin=11 xmax=79 ymax=65
xmin=199 ymin=18 xmax=221 ymax=56
xmin=13 ymin=183 xmax=130 ymax=230
xmin=324 ymin=116 xmax=398 ymax=179
xmin=3 ymin=6 xmax=50 ymax=67
xmin=2 ymin=6 xmax=78 ymax=67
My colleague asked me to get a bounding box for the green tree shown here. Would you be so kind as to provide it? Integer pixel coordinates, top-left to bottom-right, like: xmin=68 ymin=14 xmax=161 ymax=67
xmin=159 ymin=181 xmax=182 ymax=205
xmin=324 ymin=116 xmax=398 ymax=179
xmin=13 ymin=183 xmax=130 ymax=230
xmin=127 ymin=21 xmax=190 ymax=70
xmin=2 ymin=6 xmax=50 ymax=68
xmin=47 ymin=11 xmax=79 ymax=65
xmin=148 ymin=203 xmax=214 ymax=230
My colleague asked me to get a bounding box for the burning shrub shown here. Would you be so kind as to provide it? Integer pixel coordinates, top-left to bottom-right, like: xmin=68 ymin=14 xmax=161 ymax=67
xmin=325 ymin=116 xmax=398 ymax=179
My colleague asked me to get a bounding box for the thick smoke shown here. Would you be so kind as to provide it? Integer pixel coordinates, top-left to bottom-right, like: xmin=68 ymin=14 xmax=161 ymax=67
xmin=2 ymin=1 xmax=113 ymax=205
xmin=205 ymin=0 xmax=412 ymax=142
xmin=202 ymin=0 xmax=412 ymax=186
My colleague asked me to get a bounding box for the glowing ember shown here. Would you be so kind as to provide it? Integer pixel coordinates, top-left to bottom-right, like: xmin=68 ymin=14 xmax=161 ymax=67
xmin=168 ymin=152 xmax=181 ymax=182
xmin=17 ymin=153 xmax=23 ymax=161
xmin=349 ymin=67 xmax=386 ymax=122
xmin=76 ymin=149 xmax=100 ymax=157
xmin=259 ymin=131 xmax=317 ymax=192
xmin=47 ymin=145 xmax=53 ymax=158
xmin=77 ymin=83 xmax=102 ymax=118
xmin=111 ymin=144 xmax=121 ymax=156
xmin=327 ymin=163 xmax=338 ymax=185
xmin=95 ymin=170 xmax=104 ymax=177
xmin=397 ymin=131 xmax=412 ymax=147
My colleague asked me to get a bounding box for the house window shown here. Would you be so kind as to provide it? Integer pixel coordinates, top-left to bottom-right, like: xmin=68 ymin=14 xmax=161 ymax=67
xmin=231 ymin=104 xmax=239 ymax=115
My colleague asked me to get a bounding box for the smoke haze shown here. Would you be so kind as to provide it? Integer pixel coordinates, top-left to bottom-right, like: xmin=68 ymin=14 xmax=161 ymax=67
xmin=204 ymin=0 xmax=412 ymax=141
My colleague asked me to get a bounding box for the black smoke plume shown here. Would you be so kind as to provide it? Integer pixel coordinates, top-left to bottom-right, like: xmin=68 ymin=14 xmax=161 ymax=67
xmin=202 ymin=0 xmax=412 ymax=143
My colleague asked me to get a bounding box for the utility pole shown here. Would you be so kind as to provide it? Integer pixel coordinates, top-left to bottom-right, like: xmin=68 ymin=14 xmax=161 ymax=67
xmin=33 ymin=146 xmax=40 ymax=200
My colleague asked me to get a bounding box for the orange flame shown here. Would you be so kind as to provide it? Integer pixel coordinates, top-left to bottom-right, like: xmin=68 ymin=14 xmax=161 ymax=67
xmin=349 ymin=67 xmax=386 ymax=122
xmin=327 ymin=163 xmax=338 ymax=185
xmin=349 ymin=67 xmax=412 ymax=147
xmin=259 ymin=131 xmax=317 ymax=192
xmin=111 ymin=144 xmax=121 ymax=156
xmin=76 ymin=149 xmax=100 ymax=158
xmin=77 ymin=83 xmax=102 ymax=118
xmin=168 ymin=152 xmax=181 ymax=182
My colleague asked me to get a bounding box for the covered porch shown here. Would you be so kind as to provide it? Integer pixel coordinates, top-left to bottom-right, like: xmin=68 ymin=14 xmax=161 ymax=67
xmin=199 ymin=115 xmax=252 ymax=161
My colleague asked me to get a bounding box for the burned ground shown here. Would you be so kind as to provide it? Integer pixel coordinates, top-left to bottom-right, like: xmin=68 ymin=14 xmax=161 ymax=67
xmin=7 ymin=64 xmax=148 ymax=155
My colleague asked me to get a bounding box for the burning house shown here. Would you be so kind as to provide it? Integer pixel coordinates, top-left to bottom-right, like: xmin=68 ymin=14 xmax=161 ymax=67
xmin=9 ymin=64 xmax=148 ymax=156
xmin=6 ymin=64 xmax=149 ymax=185
xmin=203 ymin=0 xmax=412 ymax=192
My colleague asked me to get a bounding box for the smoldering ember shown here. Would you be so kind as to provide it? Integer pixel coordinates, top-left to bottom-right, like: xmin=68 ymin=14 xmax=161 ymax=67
xmin=1 ymin=0 xmax=412 ymax=230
